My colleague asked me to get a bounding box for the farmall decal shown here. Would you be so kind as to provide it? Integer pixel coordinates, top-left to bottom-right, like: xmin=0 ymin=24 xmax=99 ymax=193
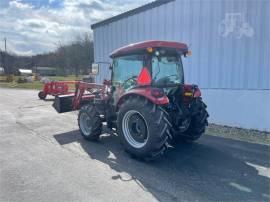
xmin=219 ymin=13 xmax=254 ymax=39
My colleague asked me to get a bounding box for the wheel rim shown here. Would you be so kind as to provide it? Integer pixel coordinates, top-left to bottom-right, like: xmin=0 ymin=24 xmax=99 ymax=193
xmin=122 ymin=110 xmax=148 ymax=148
xmin=79 ymin=112 xmax=92 ymax=136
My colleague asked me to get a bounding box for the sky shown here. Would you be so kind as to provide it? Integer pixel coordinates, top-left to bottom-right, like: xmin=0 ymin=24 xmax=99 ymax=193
xmin=0 ymin=0 xmax=152 ymax=56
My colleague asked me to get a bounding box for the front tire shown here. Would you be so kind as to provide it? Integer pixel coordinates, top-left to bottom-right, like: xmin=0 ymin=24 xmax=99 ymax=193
xmin=78 ymin=104 xmax=102 ymax=140
xmin=38 ymin=91 xmax=47 ymax=100
xmin=117 ymin=96 xmax=171 ymax=160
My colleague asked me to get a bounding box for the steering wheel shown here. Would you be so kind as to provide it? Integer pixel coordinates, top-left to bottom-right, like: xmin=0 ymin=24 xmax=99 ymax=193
xmin=122 ymin=76 xmax=137 ymax=89
xmin=155 ymin=74 xmax=179 ymax=85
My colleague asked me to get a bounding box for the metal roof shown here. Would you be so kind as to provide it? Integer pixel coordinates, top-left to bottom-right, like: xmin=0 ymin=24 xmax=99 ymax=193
xmin=19 ymin=69 xmax=32 ymax=74
xmin=91 ymin=0 xmax=175 ymax=29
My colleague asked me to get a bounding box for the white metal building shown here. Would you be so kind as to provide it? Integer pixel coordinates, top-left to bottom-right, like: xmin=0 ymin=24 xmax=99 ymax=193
xmin=91 ymin=0 xmax=270 ymax=131
xmin=18 ymin=69 xmax=32 ymax=76
xmin=0 ymin=67 xmax=4 ymax=75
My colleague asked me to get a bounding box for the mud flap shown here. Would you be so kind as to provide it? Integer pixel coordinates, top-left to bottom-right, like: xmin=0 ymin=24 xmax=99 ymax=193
xmin=53 ymin=95 xmax=74 ymax=113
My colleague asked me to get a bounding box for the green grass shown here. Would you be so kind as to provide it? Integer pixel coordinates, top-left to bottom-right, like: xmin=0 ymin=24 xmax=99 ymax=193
xmin=48 ymin=75 xmax=82 ymax=81
xmin=0 ymin=81 xmax=44 ymax=90
xmin=0 ymin=75 xmax=82 ymax=90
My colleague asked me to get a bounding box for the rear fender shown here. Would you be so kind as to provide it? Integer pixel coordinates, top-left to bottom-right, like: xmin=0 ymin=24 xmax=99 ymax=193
xmin=116 ymin=88 xmax=169 ymax=111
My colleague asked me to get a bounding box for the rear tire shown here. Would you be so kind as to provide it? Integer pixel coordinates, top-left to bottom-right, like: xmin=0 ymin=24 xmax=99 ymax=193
xmin=38 ymin=91 xmax=47 ymax=100
xmin=117 ymin=96 xmax=171 ymax=160
xmin=78 ymin=104 xmax=102 ymax=140
xmin=181 ymin=98 xmax=208 ymax=142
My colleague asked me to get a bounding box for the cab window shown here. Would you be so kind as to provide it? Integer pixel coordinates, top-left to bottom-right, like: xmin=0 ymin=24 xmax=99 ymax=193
xmin=112 ymin=55 xmax=144 ymax=86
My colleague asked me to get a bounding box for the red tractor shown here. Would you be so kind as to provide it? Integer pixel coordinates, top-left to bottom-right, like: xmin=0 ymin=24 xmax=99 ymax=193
xmin=53 ymin=41 xmax=209 ymax=160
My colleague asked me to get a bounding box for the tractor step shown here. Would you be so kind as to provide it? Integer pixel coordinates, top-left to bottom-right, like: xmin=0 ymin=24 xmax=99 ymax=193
xmin=53 ymin=94 xmax=74 ymax=113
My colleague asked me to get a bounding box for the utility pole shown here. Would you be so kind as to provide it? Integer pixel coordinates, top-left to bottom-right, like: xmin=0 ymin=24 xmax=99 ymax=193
xmin=4 ymin=38 xmax=7 ymax=74
xmin=2 ymin=38 xmax=7 ymax=74
xmin=3 ymin=37 xmax=12 ymax=81
xmin=4 ymin=37 xmax=6 ymax=53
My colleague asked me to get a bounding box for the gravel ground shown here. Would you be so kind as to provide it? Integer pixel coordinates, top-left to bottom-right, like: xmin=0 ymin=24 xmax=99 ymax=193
xmin=207 ymin=124 xmax=270 ymax=146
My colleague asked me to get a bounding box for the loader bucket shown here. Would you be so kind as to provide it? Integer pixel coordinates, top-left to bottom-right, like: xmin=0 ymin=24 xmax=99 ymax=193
xmin=53 ymin=94 xmax=74 ymax=113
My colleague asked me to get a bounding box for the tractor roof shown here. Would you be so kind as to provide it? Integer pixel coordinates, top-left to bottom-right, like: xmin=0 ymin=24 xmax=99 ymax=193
xmin=110 ymin=40 xmax=188 ymax=58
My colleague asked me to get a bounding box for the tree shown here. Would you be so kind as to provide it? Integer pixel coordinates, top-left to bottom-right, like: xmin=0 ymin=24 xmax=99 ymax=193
xmin=0 ymin=32 xmax=95 ymax=76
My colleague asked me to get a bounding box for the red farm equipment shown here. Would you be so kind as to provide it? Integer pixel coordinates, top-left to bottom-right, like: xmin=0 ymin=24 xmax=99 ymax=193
xmin=38 ymin=81 xmax=77 ymax=100
xmin=53 ymin=41 xmax=209 ymax=160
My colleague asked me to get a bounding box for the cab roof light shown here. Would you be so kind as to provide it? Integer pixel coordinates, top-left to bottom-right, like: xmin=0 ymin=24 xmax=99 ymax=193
xmin=147 ymin=47 xmax=153 ymax=53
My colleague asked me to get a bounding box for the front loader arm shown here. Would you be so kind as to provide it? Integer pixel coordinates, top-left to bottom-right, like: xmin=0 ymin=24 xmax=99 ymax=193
xmin=53 ymin=81 xmax=106 ymax=113
xmin=72 ymin=82 xmax=106 ymax=110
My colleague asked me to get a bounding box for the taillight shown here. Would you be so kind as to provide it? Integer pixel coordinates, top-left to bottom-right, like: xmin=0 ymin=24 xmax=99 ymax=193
xmin=194 ymin=88 xmax=201 ymax=97
xmin=184 ymin=92 xmax=193 ymax=97
xmin=183 ymin=84 xmax=193 ymax=97
xmin=137 ymin=67 xmax=151 ymax=85
xmin=151 ymin=88 xmax=164 ymax=98
xmin=183 ymin=84 xmax=201 ymax=98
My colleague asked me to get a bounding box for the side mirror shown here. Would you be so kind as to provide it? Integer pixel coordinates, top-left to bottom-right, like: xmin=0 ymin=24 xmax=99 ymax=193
xmin=91 ymin=63 xmax=99 ymax=75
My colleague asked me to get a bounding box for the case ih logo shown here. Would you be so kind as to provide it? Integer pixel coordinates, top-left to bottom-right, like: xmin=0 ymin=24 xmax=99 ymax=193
xmin=219 ymin=13 xmax=254 ymax=39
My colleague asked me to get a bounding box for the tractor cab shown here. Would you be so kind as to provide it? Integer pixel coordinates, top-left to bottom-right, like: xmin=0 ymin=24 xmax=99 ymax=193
xmin=111 ymin=47 xmax=185 ymax=88
xmin=112 ymin=41 xmax=188 ymax=87
xmin=94 ymin=41 xmax=190 ymax=105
